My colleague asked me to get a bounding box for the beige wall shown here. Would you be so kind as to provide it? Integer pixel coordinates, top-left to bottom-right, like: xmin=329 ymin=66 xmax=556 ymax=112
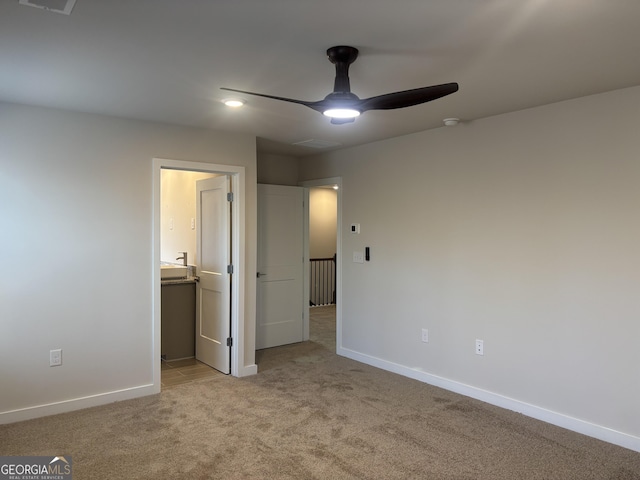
xmin=257 ymin=153 xmax=299 ymax=186
xmin=160 ymin=169 xmax=217 ymax=266
xmin=309 ymin=187 xmax=337 ymax=259
xmin=299 ymin=86 xmax=640 ymax=449
xmin=0 ymin=102 xmax=257 ymax=420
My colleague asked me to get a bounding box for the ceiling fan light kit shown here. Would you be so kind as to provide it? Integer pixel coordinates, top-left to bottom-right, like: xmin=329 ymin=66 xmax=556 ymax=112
xmin=323 ymin=108 xmax=360 ymax=119
xmin=221 ymin=45 xmax=458 ymax=124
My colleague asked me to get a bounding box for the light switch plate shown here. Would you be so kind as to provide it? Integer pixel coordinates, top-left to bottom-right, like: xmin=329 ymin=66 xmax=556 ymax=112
xmin=353 ymin=251 xmax=364 ymax=263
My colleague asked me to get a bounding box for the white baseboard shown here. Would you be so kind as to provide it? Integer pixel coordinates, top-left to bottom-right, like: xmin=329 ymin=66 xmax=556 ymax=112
xmin=0 ymin=384 xmax=157 ymax=425
xmin=238 ymin=364 xmax=258 ymax=377
xmin=337 ymin=346 xmax=640 ymax=453
xmin=1 ymin=362 xmax=259 ymax=424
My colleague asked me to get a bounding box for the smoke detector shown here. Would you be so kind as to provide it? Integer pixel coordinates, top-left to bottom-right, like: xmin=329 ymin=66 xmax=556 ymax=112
xmin=443 ymin=118 xmax=460 ymax=127
xmin=19 ymin=0 xmax=77 ymax=15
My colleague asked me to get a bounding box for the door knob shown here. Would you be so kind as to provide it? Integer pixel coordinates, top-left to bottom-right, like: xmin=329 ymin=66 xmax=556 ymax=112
xmin=257 ymin=272 xmax=267 ymax=278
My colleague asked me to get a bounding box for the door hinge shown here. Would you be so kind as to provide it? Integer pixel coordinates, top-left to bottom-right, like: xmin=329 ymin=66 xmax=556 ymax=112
xmin=227 ymin=192 xmax=233 ymax=202
xmin=226 ymin=337 xmax=233 ymax=347
xmin=227 ymin=264 xmax=233 ymax=274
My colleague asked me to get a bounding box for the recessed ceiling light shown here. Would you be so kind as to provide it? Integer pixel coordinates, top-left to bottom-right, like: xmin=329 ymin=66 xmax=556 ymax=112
xmin=222 ymin=98 xmax=245 ymax=108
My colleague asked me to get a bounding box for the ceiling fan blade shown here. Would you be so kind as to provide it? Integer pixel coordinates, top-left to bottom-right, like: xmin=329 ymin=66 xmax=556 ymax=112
xmin=220 ymin=87 xmax=325 ymax=113
xmin=357 ymin=83 xmax=459 ymax=112
xmin=221 ymin=47 xmax=458 ymax=125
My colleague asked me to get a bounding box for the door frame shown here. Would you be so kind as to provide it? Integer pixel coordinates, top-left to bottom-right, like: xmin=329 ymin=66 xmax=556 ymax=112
xmin=299 ymin=177 xmax=342 ymax=352
xmin=153 ymin=157 xmax=246 ymax=389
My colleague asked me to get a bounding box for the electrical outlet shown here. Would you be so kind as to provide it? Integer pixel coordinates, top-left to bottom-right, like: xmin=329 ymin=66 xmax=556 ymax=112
xmin=50 ymin=349 xmax=62 ymax=367
xmin=353 ymin=251 xmax=364 ymax=263
xmin=475 ymin=339 xmax=484 ymax=356
xmin=421 ymin=329 xmax=429 ymax=343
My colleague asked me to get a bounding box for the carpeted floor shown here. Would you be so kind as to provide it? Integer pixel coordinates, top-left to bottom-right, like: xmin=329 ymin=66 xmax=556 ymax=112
xmin=1 ymin=305 xmax=639 ymax=479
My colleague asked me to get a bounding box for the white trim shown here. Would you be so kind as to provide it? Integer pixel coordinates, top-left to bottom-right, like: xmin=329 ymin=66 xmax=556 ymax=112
xmin=153 ymin=158 xmax=246 ymax=380
xmin=338 ymin=346 xmax=640 ymax=453
xmin=299 ymin=177 xmax=342 ymax=353
xmin=238 ymin=364 xmax=258 ymax=377
xmin=0 ymin=384 xmax=155 ymax=425
xmin=302 ymin=187 xmax=310 ymax=341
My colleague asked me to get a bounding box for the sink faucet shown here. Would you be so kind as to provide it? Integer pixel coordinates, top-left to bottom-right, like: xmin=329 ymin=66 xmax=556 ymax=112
xmin=176 ymin=252 xmax=187 ymax=266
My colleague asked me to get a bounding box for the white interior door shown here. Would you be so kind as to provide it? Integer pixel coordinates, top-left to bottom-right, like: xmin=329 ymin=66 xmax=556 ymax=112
xmin=196 ymin=175 xmax=231 ymax=373
xmin=257 ymin=184 xmax=305 ymax=349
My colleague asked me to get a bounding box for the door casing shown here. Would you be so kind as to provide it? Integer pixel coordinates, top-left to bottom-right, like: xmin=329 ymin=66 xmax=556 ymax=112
xmin=153 ymin=157 xmax=249 ymax=391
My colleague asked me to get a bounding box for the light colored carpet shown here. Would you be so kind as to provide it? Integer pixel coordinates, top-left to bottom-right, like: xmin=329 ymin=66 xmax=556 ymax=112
xmin=1 ymin=306 xmax=639 ymax=479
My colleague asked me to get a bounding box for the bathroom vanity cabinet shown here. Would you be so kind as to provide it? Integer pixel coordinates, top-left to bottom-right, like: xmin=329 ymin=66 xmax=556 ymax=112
xmin=161 ymin=281 xmax=196 ymax=360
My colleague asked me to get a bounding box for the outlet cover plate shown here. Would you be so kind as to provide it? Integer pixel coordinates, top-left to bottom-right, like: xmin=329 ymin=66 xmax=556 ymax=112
xmin=50 ymin=349 xmax=62 ymax=366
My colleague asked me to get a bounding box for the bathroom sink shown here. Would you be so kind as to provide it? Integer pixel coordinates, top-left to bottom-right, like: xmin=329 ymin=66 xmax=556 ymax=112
xmin=161 ymin=265 xmax=188 ymax=279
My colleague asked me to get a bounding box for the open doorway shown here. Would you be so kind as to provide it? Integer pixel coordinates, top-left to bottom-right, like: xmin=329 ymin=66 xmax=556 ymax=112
xmin=301 ymin=177 xmax=342 ymax=353
xmin=309 ymin=186 xmax=338 ymax=307
xmin=159 ymin=169 xmax=222 ymax=386
xmin=152 ymin=158 xmax=248 ymax=392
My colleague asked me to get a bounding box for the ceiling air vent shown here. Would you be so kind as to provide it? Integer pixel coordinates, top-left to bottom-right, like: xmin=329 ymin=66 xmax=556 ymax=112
xmin=293 ymin=139 xmax=342 ymax=149
xmin=19 ymin=0 xmax=77 ymax=15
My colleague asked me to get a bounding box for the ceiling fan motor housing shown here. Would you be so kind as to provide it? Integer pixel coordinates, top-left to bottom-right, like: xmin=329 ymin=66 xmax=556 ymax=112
xmin=327 ymin=46 xmax=359 ymax=94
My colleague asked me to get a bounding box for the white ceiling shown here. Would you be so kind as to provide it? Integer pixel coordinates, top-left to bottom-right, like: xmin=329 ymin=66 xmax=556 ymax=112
xmin=2 ymin=0 xmax=639 ymax=157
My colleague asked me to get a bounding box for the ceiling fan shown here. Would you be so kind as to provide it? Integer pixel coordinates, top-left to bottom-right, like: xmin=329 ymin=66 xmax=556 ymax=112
xmin=221 ymin=46 xmax=459 ymax=124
